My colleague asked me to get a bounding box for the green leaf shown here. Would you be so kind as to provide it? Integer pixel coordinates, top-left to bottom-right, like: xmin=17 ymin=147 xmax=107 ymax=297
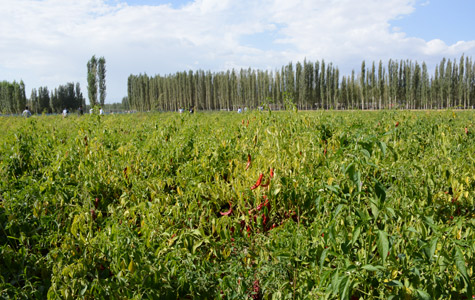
xmin=331 ymin=271 xmax=340 ymax=296
xmin=455 ymin=247 xmax=469 ymax=284
xmin=385 ymin=280 xmax=403 ymax=287
xmin=370 ymin=200 xmax=380 ymax=219
xmin=415 ymin=289 xmax=431 ymax=300
xmin=128 ymin=260 xmax=135 ymax=273
xmin=333 ymin=204 xmax=344 ymax=218
xmin=360 ymin=148 xmax=371 ymax=159
xmin=351 ymin=226 xmax=361 ymax=245
xmin=424 ymin=237 xmax=438 ymax=262
xmin=346 ymin=164 xmax=361 ymax=191
xmin=423 ymin=216 xmax=439 ymax=232
xmin=339 ymin=275 xmax=351 ymax=300
xmin=325 ymin=184 xmax=340 ymax=194
xmin=377 ymin=230 xmax=389 ymax=263
xmin=378 ymin=141 xmax=387 ymax=157
xmin=192 ymin=240 xmax=203 ymax=254
xmin=80 ymin=284 xmax=88 ymax=296
xmin=362 ymin=264 xmax=384 ymax=272
xmin=320 ymin=247 xmax=330 ymax=269
xmin=385 ymin=207 xmax=396 ymax=218
xmin=374 ymin=180 xmax=386 ymax=203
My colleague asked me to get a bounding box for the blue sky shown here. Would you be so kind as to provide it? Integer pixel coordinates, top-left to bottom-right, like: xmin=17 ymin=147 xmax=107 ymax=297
xmin=390 ymin=0 xmax=475 ymax=45
xmin=1 ymin=0 xmax=474 ymax=104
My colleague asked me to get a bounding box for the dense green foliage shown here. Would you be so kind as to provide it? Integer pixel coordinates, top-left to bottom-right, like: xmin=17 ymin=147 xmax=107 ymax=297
xmin=0 ymin=80 xmax=27 ymax=114
xmin=31 ymin=83 xmax=86 ymax=114
xmin=1 ymin=111 xmax=474 ymax=299
xmin=1 ymin=82 xmax=85 ymax=115
xmin=128 ymin=55 xmax=475 ymax=112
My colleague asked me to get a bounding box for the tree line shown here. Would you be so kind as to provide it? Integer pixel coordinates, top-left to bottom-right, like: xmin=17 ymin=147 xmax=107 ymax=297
xmin=29 ymin=83 xmax=86 ymax=114
xmin=127 ymin=55 xmax=475 ymax=111
xmin=1 ymin=55 xmax=105 ymax=115
xmin=0 ymin=80 xmax=27 ymax=114
xmin=0 ymin=81 xmax=86 ymax=115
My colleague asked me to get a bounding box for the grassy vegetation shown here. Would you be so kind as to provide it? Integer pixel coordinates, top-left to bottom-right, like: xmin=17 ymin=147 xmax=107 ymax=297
xmin=1 ymin=110 xmax=474 ymax=299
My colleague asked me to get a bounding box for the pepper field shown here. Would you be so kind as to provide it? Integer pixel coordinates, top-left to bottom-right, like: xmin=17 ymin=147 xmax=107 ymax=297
xmin=1 ymin=110 xmax=474 ymax=299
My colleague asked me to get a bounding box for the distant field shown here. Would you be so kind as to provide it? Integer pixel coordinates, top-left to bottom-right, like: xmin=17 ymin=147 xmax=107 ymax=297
xmin=1 ymin=110 xmax=474 ymax=299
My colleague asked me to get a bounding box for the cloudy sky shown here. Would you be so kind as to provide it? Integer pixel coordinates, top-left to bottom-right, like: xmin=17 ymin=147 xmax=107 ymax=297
xmin=1 ymin=0 xmax=474 ymax=103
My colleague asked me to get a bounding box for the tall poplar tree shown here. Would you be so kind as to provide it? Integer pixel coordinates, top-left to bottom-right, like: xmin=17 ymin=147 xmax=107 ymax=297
xmin=98 ymin=57 xmax=106 ymax=106
xmin=87 ymin=55 xmax=106 ymax=107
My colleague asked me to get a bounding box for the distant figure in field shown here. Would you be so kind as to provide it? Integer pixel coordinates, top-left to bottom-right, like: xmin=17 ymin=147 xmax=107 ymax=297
xmin=22 ymin=106 xmax=32 ymax=117
xmin=179 ymin=107 xmax=184 ymax=113
xmin=78 ymin=106 xmax=84 ymax=116
xmin=189 ymin=107 xmax=194 ymax=114
xmin=99 ymin=107 xmax=104 ymax=115
xmin=62 ymin=108 xmax=68 ymax=118
xmin=89 ymin=108 xmax=93 ymax=114
xmin=237 ymin=107 xmax=242 ymax=113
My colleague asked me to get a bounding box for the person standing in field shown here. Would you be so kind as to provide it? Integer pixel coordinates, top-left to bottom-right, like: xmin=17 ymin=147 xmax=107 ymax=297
xmin=22 ymin=106 xmax=32 ymax=117
xmin=62 ymin=108 xmax=68 ymax=118
xmin=99 ymin=107 xmax=104 ymax=115
xmin=78 ymin=106 xmax=84 ymax=116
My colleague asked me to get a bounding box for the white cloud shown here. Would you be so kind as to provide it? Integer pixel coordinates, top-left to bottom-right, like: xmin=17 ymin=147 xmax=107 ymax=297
xmin=0 ymin=0 xmax=474 ymax=103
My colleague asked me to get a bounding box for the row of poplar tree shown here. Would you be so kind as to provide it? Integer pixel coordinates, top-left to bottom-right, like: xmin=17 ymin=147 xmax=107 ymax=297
xmin=0 ymin=81 xmax=85 ymax=114
xmin=1 ymin=55 xmax=106 ymax=115
xmin=87 ymin=55 xmax=106 ymax=107
xmin=127 ymin=55 xmax=475 ymax=111
xmin=0 ymin=80 xmax=27 ymax=114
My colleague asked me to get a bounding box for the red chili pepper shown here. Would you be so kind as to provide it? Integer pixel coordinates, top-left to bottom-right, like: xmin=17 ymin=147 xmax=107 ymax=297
xmin=395 ymin=121 xmax=400 ymax=127
xmin=245 ymin=154 xmax=251 ymax=170
xmin=220 ymin=202 xmax=233 ymax=216
xmin=250 ymin=173 xmax=263 ymax=190
xmin=260 ymin=178 xmax=270 ymax=188
xmin=270 ymin=168 xmax=274 ymax=178
xmin=465 ymin=127 xmax=469 ymax=135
